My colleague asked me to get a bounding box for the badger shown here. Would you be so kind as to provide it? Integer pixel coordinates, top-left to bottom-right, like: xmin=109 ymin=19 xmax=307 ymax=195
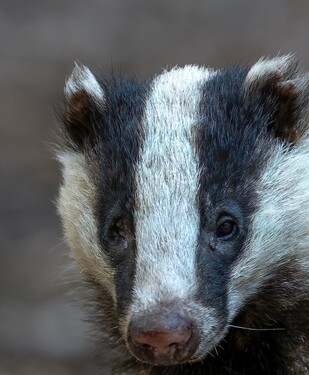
xmin=57 ymin=55 xmax=309 ymax=374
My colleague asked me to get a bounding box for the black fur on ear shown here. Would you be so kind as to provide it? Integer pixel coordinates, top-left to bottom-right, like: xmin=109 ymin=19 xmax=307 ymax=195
xmin=62 ymin=63 xmax=105 ymax=150
xmin=245 ymin=55 xmax=309 ymax=143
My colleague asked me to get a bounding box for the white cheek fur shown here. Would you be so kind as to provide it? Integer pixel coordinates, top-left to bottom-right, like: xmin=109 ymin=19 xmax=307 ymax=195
xmin=228 ymin=134 xmax=309 ymax=319
xmin=57 ymin=151 xmax=116 ymax=300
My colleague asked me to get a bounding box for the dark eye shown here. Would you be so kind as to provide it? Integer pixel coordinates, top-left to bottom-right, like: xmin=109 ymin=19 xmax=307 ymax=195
xmin=216 ymin=218 xmax=237 ymax=239
xmin=108 ymin=217 xmax=130 ymax=247
xmin=113 ymin=220 xmax=127 ymax=239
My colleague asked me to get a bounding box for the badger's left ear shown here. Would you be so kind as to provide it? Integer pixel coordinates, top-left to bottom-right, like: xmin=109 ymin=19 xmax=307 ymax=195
xmin=63 ymin=63 xmax=105 ymax=150
xmin=245 ymin=55 xmax=309 ymax=143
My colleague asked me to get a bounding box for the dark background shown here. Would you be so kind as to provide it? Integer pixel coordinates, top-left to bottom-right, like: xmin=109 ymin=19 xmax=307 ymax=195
xmin=1 ymin=1 xmax=309 ymax=373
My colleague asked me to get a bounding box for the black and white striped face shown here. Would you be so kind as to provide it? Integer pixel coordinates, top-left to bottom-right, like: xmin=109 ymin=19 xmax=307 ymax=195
xmin=57 ymin=56 xmax=309 ymax=366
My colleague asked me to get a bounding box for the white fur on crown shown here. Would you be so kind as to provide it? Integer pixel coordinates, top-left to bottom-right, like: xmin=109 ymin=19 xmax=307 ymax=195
xmin=132 ymin=66 xmax=215 ymax=314
xmin=245 ymin=54 xmax=295 ymax=87
xmin=57 ymin=151 xmax=115 ymax=300
xmin=228 ymin=133 xmax=309 ymax=320
xmin=64 ymin=63 xmax=104 ymax=102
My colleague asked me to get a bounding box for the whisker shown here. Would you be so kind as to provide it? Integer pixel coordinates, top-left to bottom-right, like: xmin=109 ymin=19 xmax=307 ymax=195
xmin=47 ymin=240 xmax=66 ymax=253
xmin=106 ymin=325 xmax=119 ymax=333
xmin=115 ymin=336 xmax=124 ymax=345
xmin=229 ymin=324 xmax=286 ymax=332
xmin=206 ymin=350 xmax=215 ymax=358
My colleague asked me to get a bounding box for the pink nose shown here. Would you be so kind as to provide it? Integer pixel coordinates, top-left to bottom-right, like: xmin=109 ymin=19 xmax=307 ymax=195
xmin=128 ymin=306 xmax=198 ymax=366
xmin=132 ymin=325 xmax=192 ymax=356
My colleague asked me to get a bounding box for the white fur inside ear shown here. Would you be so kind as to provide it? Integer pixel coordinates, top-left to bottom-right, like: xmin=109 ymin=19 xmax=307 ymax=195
xmin=245 ymin=54 xmax=296 ymax=87
xmin=64 ymin=63 xmax=104 ymax=103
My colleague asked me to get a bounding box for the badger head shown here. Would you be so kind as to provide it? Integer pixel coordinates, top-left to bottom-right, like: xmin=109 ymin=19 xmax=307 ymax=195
xmin=57 ymin=56 xmax=309 ymax=368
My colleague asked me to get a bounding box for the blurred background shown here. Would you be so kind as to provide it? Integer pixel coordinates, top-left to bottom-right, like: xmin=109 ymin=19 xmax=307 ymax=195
xmin=1 ymin=0 xmax=309 ymax=373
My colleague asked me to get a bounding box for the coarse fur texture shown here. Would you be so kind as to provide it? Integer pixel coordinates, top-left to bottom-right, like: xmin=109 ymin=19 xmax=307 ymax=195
xmin=57 ymin=56 xmax=309 ymax=374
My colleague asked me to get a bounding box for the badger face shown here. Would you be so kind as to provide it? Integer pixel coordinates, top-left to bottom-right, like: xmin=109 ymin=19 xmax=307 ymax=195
xmin=57 ymin=56 xmax=309 ymax=367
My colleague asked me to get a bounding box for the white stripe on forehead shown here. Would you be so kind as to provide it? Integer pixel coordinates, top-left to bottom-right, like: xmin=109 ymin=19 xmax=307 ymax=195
xmin=133 ymin=66 xmax=215 ymax=311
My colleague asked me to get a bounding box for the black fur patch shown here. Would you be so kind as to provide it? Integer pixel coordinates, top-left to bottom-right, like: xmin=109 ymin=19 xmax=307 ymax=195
xmin=195 ymin=67 xmax=277 ymax=314
xmin=92 ymin=75 xmax=150 ymax=315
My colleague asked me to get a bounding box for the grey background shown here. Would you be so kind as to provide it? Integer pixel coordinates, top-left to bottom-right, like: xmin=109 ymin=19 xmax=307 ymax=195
xmin=1 ymin=0 xmax=309 ymax=373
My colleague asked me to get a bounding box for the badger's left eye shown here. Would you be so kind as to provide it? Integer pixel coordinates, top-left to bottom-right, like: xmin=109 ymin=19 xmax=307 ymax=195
xmin=109 ymin=218 xmax=128 ymax=240
xmin=216 ymin=217 xmax=238 ymax=239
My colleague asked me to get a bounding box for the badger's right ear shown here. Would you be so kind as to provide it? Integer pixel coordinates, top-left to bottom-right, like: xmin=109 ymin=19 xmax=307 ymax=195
xmin=245 ymin=55 xmax=309 ymax=143
xmin=63 ymin=63 xmax=105 ymax=150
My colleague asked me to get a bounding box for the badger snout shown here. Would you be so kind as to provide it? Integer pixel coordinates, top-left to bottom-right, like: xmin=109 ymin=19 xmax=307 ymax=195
xmin=127 ymin=304 xmax=199 ymax=366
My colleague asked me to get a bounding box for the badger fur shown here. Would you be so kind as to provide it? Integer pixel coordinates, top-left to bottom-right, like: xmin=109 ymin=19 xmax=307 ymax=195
xmin=57 ymin=55 xmax=309 ymax=374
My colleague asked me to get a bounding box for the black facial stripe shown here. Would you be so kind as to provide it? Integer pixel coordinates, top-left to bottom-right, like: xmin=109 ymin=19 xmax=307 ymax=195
xmin=93 ymin=75 xmax=150 ymax=315
xmin=195 ymin=67 xmax=277 ymax=311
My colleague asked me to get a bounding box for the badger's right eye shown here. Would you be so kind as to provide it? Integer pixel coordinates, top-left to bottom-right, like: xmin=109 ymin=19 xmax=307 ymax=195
xmin=107 ymin=217 xmax=130 ymax=248
xmin=215 ymin=216 xmax=238 ymax=240
xmin=111 ymin=219 xmax=127 ymax=239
